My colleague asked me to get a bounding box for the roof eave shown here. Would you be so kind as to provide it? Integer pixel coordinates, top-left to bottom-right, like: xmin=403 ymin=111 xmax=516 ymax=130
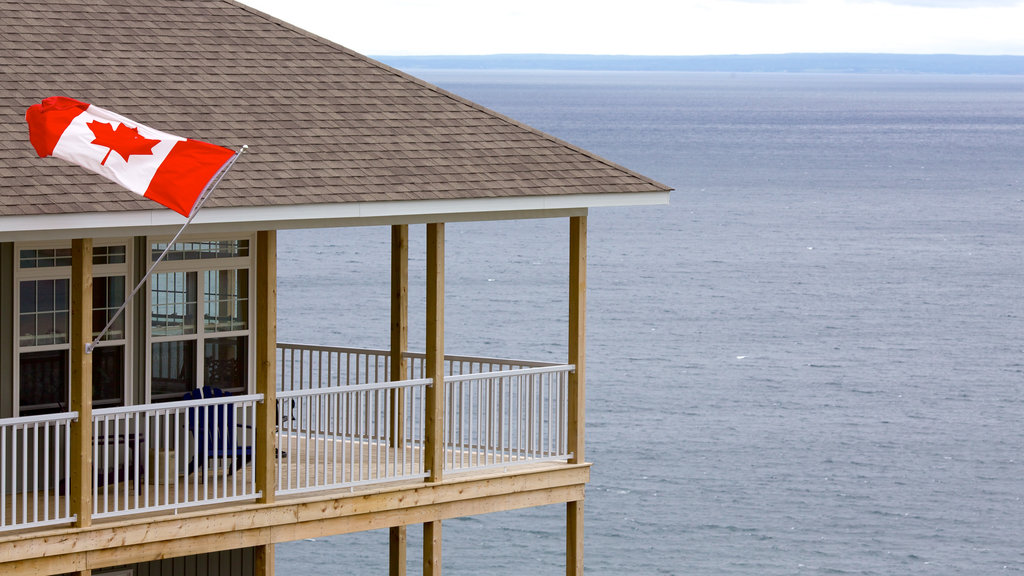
xmin=0 ymin=191 xmax=671 ymax=242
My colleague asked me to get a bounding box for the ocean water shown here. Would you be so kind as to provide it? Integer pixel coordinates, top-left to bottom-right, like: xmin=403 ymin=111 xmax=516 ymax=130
xmin=275 ymin=71 xmax=1024 ymax=574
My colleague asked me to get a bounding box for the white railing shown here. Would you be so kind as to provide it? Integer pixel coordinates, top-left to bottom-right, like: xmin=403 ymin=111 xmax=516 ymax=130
xmin=276 ymin=379 xmax=429 ymax=495
xmin=407 ymin=351 xmax=556 ymax=379
xmin=443 ymin=365 xmax=573 ymax=473
xmin=91 ymin=394 xmax=261 ymax=519
xmin=278 ymin=344 xmax=391 ymax=391
xmin=0 ymin=412 xmax=76 ymax=532
xmin=276 ymin=343 xmax=558 ymax=391
xmin=0 ymin=347 xmax=569 ymax=533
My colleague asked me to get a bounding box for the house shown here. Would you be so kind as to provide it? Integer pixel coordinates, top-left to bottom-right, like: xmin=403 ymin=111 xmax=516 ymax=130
xmin=0 ymin=0 xmax=670 ymax=574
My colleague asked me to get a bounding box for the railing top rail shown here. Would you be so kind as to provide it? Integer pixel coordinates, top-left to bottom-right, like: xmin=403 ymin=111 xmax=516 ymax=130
xmin=278 ymin=378 xmax=432 ymax=398
xmin=406 ymin=351 xmax=560 ymax=368
xmin=443 ymin=364 xmax=575 ymax=384
xmin=94 ymin=393 xmax=265 ymax=416
xmin=276 ymin=342 xmax=561 ymax=368
xmin=277 ymin=342 xmax=391 ymax=356
xmin=0 ymin=411 xmax=78 ymax=426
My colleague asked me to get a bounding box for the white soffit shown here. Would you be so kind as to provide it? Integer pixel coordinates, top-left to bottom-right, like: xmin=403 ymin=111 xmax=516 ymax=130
xmin=0 ymin=192 xmax=670 ymax=242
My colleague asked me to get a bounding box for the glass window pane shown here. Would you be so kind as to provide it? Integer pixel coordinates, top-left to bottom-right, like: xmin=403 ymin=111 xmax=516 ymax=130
xmin=205 ymin=336 xmax=247 ymax=394
xmin=19 ymin=249 xmax=37 ymax=269
xmin=18 ymin=279 xmax=70 ymax=346
xmin=20 ymin=248 xmax=74 ymax=268
xmin=93 ymin=245 xmax=127 ymax=265
xmin=19 ymin=315 xmax=36 ymax=347
xmin=19 ymin=349 xmax=69 ymax=415
xmin=151 ymin=272 xmax=197 ymax=336
xmin=204 ymin=269 xmax=248 ymax=332
xmin=55 ymin=248 xmax=72 ymax=267
xmin=38 ymin=279 xmax=55 ymax=312
xmin=54 ymin=311 xmax=69 ymax=341
xmin=93 ymin=345 xmax=125 ymax=407
xmin=93 ymin=276 xmax=126 ymax=341
xmin=152 ymin=341 xmax=196 ymax=401
xmin=152 ymin=239 xmax=249 ymax=261
xmin=19 ymin=280 xmax=35 ymax=314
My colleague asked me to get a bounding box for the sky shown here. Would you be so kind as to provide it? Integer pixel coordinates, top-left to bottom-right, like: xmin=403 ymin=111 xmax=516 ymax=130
xmin=239 ymin=0 xmax=1024 ymax=56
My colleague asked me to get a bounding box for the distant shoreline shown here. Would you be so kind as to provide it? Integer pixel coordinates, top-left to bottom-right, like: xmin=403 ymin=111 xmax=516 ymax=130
xmin=375 ymin=53 xmax=1024 ymax=75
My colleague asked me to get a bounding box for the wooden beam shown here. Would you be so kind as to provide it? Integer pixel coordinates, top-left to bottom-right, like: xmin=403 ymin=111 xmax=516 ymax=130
xmin=425 ymin=223 xmax=444 ymax=482
xmin=256 ymin=230 xmax=277 ymax=505
xmin=0 ymin=465 xmax=591 ymax=563
xmin=390 ymin=224 xmax=409 ymax=576
xmin=70 ymin=238 xmax=93 ymax=529
xmin=1 ymin=465 xmax=590 ymax=574
xmin=568 ymin=215 xmax=586 ymax=464
xmin=424 ymin=520 xmax=442 ymax=576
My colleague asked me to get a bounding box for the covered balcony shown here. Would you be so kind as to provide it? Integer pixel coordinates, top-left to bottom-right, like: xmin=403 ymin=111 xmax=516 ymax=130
xmin=0 ymin=221 xmax=589 ymax=574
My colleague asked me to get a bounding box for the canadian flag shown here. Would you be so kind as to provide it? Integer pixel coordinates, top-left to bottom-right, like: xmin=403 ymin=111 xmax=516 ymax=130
xmin=26 ymin=96 xmax=235 ymax=216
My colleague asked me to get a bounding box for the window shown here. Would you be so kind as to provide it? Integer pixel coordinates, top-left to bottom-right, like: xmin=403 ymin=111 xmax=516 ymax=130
xmin=14 ymin=243 xmax=130 ymax=415
xmin=148 ymin=238 xmax=251 ymax=402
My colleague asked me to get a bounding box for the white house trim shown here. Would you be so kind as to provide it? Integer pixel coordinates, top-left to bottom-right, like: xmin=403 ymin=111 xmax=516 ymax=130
xmin=0 ymin=191 xmax=670 ymax=242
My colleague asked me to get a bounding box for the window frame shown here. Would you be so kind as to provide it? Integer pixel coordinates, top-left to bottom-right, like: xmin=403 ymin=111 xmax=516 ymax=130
xmin=145 ymin=235 xmax=255 ymax=403
xmin=12 ymin=239 xmax=133 ymax=415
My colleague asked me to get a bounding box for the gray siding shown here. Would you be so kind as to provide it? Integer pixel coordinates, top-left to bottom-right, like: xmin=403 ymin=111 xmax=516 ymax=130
xmin=95 ymin=547 xmax=255 ymax=576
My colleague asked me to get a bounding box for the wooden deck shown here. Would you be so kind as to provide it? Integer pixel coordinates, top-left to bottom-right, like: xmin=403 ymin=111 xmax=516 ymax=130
xmin=0 ymin=461 xmax=589 ymax=574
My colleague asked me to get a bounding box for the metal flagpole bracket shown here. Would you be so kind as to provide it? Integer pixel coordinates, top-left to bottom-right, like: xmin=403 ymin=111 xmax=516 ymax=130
xmin=85 ymin=145 xmax=248 ymax=354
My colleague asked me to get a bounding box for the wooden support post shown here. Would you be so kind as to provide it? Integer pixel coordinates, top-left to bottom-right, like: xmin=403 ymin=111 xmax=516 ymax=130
xmin=567 ymin=215 xmax=587 ymax=576
xmin=567 ymin=500 xmax=584 ymax=576
xmin=390 ymin=224 xmax=409 ymax=576
xmin=424 ymin=223 xmax=445 ymax=575
xmin=389 ymin=524 xmax=407 ymax=576
xmin=568 ymin=215 xmax=586 ymax=464
xmin=390 ymin=224 xmax=408 ymax=444
xmin=70 ymin=238 xmax=93 ymax=529
xmin=256 ymin=230 xmax=277 ymax=507
xmin=424 ymin=520 xmax=442 ymax=576
xmin=425 ymin=222 xmax=445 ymax=483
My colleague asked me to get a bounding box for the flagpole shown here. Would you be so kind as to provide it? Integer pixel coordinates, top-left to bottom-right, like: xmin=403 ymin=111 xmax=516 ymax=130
xmin=85 ymin=144 xmax=248 ymax=354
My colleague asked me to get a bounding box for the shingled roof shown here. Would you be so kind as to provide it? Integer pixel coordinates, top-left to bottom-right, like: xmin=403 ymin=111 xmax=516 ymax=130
xmin=0 ymin=0 xmax=669 ymax=232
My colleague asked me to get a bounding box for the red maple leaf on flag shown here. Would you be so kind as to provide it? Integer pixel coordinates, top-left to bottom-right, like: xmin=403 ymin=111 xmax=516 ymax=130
xmin=87 ymin=120 xmax=160 ymax=165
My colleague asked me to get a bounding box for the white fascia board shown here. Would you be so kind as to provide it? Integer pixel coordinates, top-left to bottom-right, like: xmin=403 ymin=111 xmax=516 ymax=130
xmin=0 ymin=191 xmax=670 ymax=242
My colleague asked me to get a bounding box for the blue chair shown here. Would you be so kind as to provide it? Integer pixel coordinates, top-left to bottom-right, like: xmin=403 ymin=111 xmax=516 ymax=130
xmin=183 ymin=386 xmax=252 ymax=477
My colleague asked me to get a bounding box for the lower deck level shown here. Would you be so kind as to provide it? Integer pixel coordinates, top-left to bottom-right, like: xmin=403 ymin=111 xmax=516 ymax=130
xmin=0 ymin=462 xmax=589 ymax=575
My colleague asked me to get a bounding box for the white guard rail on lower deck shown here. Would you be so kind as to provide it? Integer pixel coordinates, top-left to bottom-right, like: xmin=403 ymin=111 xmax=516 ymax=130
xmin=0 ymin=412 xmax=76 ymax=532
xmin=443 ymin=365 xmax=574 ymax=473
xmin=276 ymin=379 xmax=430 ymax=496
xmin=91 ymin=394 xmax=262 ymax=519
